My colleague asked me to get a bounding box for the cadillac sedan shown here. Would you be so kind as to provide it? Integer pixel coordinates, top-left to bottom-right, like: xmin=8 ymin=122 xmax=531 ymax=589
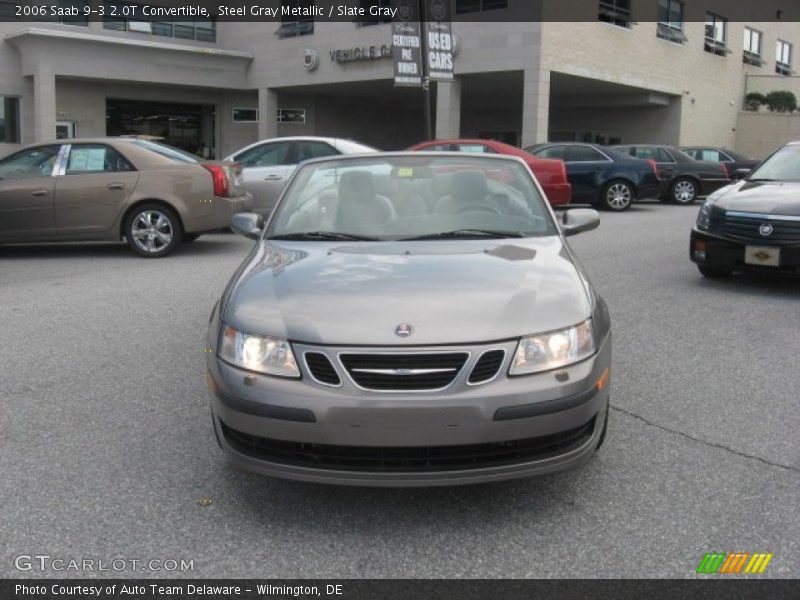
xmin=206 ymin=153 xmax=612 ymax=486
xmin=0 ymin=138 xmax=251 ymax=257
xmin=691 ymin=141 xmax=800 ymax=277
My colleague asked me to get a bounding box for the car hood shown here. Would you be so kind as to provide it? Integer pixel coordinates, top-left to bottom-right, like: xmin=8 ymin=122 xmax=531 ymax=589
xmin=709 ymin=180 xmax=800 ymax=214
xmin=222 ymin=238 xmax=592 ymax=346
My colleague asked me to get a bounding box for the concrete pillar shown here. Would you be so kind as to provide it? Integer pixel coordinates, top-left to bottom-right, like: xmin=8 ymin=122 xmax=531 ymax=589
xmin=33 ymin=66 xmax=56 ymax=142
xmin=521 ymin=67 xmax=550 ymax=147
xmin=258 ymin=87 xmax=278 ymax=140
xmin=435 ymin=78 xmax=461 ymax=139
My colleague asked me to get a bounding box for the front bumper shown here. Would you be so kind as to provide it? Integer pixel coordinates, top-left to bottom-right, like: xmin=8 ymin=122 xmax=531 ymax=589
xmin=206 ymin=335 xmax=611 ymax=486
xmin=690 ymin=228 xmax=800 ymax=274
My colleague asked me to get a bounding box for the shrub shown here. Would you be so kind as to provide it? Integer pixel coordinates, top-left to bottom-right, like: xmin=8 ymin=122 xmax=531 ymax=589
xmin=764 ymin=90 xmax=797 ymax=113
xmin=744 ymin=92 xmax=766 ymax=111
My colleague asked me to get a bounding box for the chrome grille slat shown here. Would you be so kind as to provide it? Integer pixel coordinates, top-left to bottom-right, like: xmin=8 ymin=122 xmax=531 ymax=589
xmin=340 ymin=352 xmax=469 ymax=391
xmin=717 ymin=212 xmax=800 ymax=246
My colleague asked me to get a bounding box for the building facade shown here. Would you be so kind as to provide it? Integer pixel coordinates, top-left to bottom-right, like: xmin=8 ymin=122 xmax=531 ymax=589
xmin=1 ymin=0 xmax=798 ymax=159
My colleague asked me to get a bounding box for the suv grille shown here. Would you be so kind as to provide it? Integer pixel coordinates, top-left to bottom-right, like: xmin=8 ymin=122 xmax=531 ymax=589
xmin=716 ymin=211 xmax=800 ymax=246
xmin=304 ymin=352 xmax=341 ymax=386
xmin=220 ymin=417 xmax=596 ymax=472
xmin=468 ymin=350 xmax=506 ymax=384
xmin=340 ymin=352 xmax=469 ymax=391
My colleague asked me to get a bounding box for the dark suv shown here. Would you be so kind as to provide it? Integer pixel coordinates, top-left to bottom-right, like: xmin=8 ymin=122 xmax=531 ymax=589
xmin=690 ymin=141 xmax=800 ymax=278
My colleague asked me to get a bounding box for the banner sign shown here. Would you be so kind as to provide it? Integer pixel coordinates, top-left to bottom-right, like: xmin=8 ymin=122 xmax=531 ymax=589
xmin=391 ymin=1 xmax=423 ymax=87
xmin=424 ymin=0 xmax=454 ymax=81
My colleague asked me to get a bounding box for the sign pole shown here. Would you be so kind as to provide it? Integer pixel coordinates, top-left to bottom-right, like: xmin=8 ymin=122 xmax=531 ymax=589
xmin=419 ymin=0 xmax=433 ymax=140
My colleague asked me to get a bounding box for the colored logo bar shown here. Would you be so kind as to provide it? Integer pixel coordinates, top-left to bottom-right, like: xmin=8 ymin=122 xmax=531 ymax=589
xmin=696 ymin=552 xmax=773 ymax=574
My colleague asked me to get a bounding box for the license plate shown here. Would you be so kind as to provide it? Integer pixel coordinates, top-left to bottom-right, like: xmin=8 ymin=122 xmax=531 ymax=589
xmin=744 ymin=246 xmax=780 ymax=267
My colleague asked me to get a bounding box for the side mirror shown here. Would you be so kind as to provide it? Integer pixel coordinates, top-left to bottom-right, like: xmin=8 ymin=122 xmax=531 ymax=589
xmin=733 ymin=168 xmax=752 ymax=181
xmin=231 ymin=212 xmax=264 ymax=240
xmin=561 ymin=209 xmax=600 ymax=237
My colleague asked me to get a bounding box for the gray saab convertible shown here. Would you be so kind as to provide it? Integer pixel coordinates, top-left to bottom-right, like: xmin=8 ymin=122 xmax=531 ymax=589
xmin=206 ymin=153 xmax=612 ymax=486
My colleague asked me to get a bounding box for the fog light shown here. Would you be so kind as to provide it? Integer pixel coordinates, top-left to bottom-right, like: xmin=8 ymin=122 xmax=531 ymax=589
xmin=694 ymin=240 xmax=707 ymax=262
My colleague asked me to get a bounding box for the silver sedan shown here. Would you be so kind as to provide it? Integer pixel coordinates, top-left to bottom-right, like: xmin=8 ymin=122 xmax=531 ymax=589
xmin=206 ymin=152 xmax=611 ymax=486
xmin=225 ymin=136 xmax=376 ymax=215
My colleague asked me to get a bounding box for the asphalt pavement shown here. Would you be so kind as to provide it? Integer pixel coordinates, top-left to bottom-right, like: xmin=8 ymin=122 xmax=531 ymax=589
xmin=1 ymin=202 xmax=798 ymax=578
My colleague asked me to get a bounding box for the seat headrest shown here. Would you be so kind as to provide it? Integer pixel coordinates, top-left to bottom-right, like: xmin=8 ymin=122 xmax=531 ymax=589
xmin=339 ymin=170 xmax=375 ymax=200
xmin=451 ymin=170 xmax=489 ymax=199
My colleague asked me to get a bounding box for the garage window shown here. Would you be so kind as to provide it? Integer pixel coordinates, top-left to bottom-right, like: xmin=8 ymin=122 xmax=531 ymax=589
xmin=356 ymin=0 xmax=392 ymax=26
xmin=776 ymin=40 xmax=793 ymax=75
xmin=233 ymin=108 xmax=259 ymax=123
xmin=704 ymin=13 xmax=730 ymax=56
xmin=598 ymin=0 xmax=632 ymax=29
xmin=657 ymin=0 xmax=686 ymax=44
xmin=0 ymin=96 xmax=20 ymax=143
xmin=743 ymin=28 xmax=763 ymax=66
xmin=456 ymin=0 xmax=508 ymax=14
xmin=277 ymin=0 xmax=315 ymax=38
xmin=103 ymin=2 xmax=216 ymax=42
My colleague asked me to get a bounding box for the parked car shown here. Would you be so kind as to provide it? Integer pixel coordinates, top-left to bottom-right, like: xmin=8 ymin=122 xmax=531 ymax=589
xmin=0 ymin=138 xmax=251 ymax=257
xmin=206 ymin=152 xmax=612 ymax=486
xmin=690 ymin=141 xmax=800 ymax=278
xmin=525 ymin=142 xmax=661 ymax=211
xmin=613 ymin=144 xmax=731 ymax=205
xmin=680 ymin=146 xmax=760 ymax=178
xmin=407 ymin=138 xmax=572 ymax=206
xmin=225 ymin=136 xmax=377 ymax=215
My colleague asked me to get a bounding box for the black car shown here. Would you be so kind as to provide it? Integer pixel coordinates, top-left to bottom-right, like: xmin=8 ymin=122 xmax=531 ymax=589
xmin=614 ymin=144 xmax=731 ymax=205
xmin=525 ymin=142 xmax=661 ymax=211
xmin=680 ymin=146 xmax=761 ymax=178
xmin=690 ymin=141 xmax=800 ymax=278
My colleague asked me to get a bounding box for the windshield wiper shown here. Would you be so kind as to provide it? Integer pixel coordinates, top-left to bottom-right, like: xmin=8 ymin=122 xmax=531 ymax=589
xmin=267 ymin=231 xmax=380 ymax=241
xmin=400 ymin=229 xmax=525 ymax=241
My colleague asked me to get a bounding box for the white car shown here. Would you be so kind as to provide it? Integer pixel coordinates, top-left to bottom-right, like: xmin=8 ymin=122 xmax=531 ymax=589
xmin=225 ymin=137 xmax=377 ymax=215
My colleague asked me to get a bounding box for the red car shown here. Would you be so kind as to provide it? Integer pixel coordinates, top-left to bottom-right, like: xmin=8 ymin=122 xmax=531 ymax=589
xmin=407 ymin=139 xmax=572 ymax=206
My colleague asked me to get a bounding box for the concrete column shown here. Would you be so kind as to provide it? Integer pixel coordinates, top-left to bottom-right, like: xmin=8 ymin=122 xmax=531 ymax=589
xmin=435 ymin=77 xmax=461 ymax=139
xmin=258 ymin=87 xmax=278 ymax=140
xmin=33 ymin=66 xmax=56 ymax=142
xmin=521 ymin=67 xmax=550 ymax=147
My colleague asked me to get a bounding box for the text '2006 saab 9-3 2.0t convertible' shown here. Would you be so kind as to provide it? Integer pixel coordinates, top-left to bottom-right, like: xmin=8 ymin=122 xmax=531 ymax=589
xmin=206 ymin=152 xmax=612 ymax=487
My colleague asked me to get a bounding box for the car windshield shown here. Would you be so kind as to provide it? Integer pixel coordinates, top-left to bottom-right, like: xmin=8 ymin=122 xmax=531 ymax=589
xmin=747 ymin=144 xmax=800 ymax=181
xmin=266 ymin=155 xmax=557 ymax=241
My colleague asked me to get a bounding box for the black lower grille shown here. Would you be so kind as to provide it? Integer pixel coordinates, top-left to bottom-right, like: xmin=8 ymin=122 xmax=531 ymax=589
xmin=221 ymin=417 xmax=596 ymax=472
xmin=468 ymin=350 xmax=506 ymax=384
xmin=340 ymin=352 xmax=469 ymax=391
xmin=304 ymin=352 xmax=341 ymax=386
xmin=714 ymin=212 xmax=800 ymax=246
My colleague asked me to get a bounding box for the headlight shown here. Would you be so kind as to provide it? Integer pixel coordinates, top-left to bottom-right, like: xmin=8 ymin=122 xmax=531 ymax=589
xmin=510 ymin=320 xmax=595 ymax=375
xmin=219 ymin=325 xmax=299 ymax=378
xmin=696 ymin=202 xmax=711 ymax=231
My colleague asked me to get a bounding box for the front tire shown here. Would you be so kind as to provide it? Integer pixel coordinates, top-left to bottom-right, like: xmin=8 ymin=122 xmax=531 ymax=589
xmin=600 ymin=181 xmax=634 ymax=212
xmin=697 ymin=265 xmax=731 ymax=278
xmin=124 ymin=203 xmax=182 ymax=258
xmin=671 ymin=177 xmax=698 ymax=205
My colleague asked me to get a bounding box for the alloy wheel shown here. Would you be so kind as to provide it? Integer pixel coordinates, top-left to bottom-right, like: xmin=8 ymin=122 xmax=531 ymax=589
xmin=673 ymin=179 xmax=696 ymax=204
xmin=605 ymin=183 xmax=632 ymax=210
xmin=130 ymin=210 xmax=174 ymax=254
